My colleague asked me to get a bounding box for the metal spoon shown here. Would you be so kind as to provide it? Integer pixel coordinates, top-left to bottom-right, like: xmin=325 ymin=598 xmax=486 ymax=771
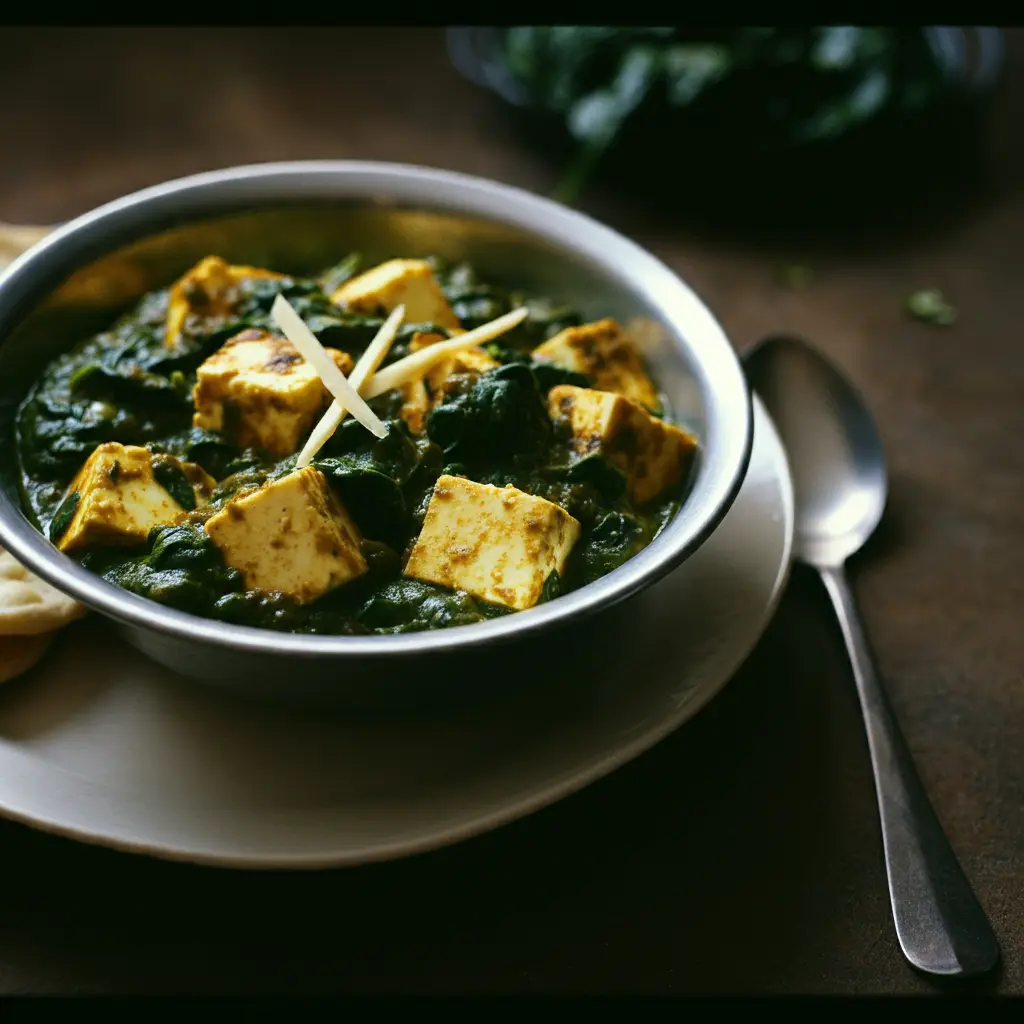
xmin=744 ymin=333 xmax=1000 ymax=979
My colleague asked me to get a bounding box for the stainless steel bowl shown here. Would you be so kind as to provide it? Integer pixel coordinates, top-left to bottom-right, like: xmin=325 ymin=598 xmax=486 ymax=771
xmin=0 ymin=161 xmax=753 ymax=711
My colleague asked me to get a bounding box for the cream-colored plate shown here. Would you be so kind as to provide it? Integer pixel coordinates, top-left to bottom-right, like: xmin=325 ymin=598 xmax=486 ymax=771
xmin=0 ymin=397 xmax=792 ymax=869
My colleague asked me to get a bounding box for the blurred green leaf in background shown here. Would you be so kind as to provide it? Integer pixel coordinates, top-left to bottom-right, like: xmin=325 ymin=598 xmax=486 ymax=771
xmin=498 ymin=26 xmax=951 ymax=205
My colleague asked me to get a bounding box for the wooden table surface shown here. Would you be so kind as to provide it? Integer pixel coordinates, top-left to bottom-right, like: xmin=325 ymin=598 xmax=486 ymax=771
xmin=0 ymin=27 xmax=1021 ymax=996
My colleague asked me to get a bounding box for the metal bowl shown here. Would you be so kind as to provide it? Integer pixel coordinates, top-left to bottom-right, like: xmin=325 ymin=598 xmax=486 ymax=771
xmin=0 ymin=161 xmax=752 ymax=711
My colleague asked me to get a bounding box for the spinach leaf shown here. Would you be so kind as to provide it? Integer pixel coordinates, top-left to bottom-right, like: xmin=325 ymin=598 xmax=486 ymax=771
xmin=315 ymin=455 xmax=408 ymax=548
xmin=539 ymin=569 xmax=563 ymax=604
xmin=314 ymin=423 xmax=443 ymax=547
xmin=530 ymin=361 xmax=591 ymax=393
xmin=519 ymin=477 xmax=607 ymax=529
xmin=574 ymin=511 xmax=643 ymax=585
xmin=15 ymin=291 xmax=203 ymax=501
xmin=433 ymin=259 xmax=581 ymax=345
xmin=69 ymin=360 xmax=187 ymax=410
xmin=319 ymin=419 xmax=422 ymax=484
xmin=102 ymin=558 xmax=237 ymax=616
xmin=120 ymin=566 xmax=213 ymax=612
xmin=402 ymin=438 xmax=444 ymax=532
xmin=559 ymin=453 xmax=627 ymax=503
xmin=151 ymin=458 xmax=196 ymax=511
xmin=209 ymin=465 xmax=273 ymax=504
xmin=141 ymin=568 xmax=218 ymax=609
xmin=356 ymin=579 xmax=504 ymax=633
xmin=482 ymin=342 xmax=529 ymax=365
xmin=18 ymin=358 xmax=190 ymax=485
xmin=48 ymin=490 xmax=79 ymax=543
xmin=520 ymin=296 xmax=583 ymax=342
xmin=147 ymin=523 xmax=224 ymax=571
xmin=319 ymin=252 xmax=363 ymax=295
xmin=209 ymin=589 xmax=297 ymax=631
xmin=148 ymin=427 xmax=263 ymax=481
xmin=359 ymin=539 xmax=403 ymax=576
xmin=95 ymin=523 xmax=243 ymax=618
xmin=480 ymin=344 xmax=590 ymax=392
xmin=426 ymin=363 xmax=552 ymax=466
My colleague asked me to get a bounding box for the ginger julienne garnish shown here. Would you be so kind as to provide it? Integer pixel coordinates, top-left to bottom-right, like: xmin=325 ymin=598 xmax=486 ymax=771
xmin=297 ymin=304 xmax=406 ymax=468
xmin=270 ymin=293 xmax=387 ymax=440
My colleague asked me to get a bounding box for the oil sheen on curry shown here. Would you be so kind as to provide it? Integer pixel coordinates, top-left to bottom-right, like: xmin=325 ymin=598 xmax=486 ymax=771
xmin=15 ymin=253 xmax=698 ymax=635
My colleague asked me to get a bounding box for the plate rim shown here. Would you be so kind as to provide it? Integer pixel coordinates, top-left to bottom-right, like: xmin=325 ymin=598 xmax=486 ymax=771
xmin=0 ymin=396 xmax=794 ymax=870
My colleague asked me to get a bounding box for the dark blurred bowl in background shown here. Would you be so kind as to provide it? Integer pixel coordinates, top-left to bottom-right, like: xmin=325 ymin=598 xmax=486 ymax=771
xmin=448 ymin=26 xmax=1004 ymax=243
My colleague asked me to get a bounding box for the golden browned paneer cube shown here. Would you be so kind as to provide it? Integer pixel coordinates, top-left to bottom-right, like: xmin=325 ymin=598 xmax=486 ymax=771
xmin=192 ymin=328 xmax=355 ymax=457
xmin=165 ymin=255 xmax=284 ymax=347
xmin=548 ymin=385 xmax=696 ymax=507
xmin=204 ymin=467 xmax=367 ymax=604
xmin=403 ymin=475 xmax=581 ymax=611
xmin=56 ymin=443 xmax=216 ymax=553
xmin=532 ymin=319 xmax=661 ymax=412
xmin=399 ymin=378 xmax=431 ymax=436
xmin=331 ymin=259 xmax=461 ymax=331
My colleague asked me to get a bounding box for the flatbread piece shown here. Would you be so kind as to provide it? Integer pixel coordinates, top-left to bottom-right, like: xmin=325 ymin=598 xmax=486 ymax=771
xmin=0 ymin=546 xmax=86 ymax=636
xmin=0 ymin=630 xmax=53 ymax=684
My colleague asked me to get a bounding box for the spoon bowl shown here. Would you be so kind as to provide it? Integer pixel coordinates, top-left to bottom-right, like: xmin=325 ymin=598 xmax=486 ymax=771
xmin=744 ymin=333 xmax=886 ymax=566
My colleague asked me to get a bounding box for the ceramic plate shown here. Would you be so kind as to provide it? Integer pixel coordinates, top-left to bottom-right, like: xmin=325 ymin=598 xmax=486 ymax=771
xmin=0 ymin=396 xmax=793 ymax=868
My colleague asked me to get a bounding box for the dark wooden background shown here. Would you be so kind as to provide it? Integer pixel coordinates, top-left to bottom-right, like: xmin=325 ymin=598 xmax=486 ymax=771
xmin=0 ymin=27 xmax=1021 ymax=995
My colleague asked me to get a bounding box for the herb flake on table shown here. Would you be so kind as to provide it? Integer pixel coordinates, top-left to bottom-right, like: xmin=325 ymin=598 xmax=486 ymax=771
xmin=906 ymin=288 xmax=956 ymax=326
xmin=779 ymin=263 xmax=814 ymax=289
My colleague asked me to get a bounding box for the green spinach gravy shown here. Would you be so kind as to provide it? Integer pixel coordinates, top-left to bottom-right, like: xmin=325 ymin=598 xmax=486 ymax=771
xmin=15 ymin=254 xmax=694 ymax=635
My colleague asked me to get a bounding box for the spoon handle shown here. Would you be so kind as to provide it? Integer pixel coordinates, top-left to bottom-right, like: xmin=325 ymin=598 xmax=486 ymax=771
xmin=817 ymin=563 xmax=1000 ymax=978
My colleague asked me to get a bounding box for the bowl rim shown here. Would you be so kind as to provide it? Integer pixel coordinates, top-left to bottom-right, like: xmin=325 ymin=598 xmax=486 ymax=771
xmin=0 ymin=159 xmax=753 ymax=659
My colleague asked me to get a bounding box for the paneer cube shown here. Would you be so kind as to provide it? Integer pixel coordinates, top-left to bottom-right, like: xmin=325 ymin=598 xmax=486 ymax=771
xmin=532 ymin=319 xmax=661 ymax=412
xmin=331 ymin=259 xmax=461 ymax=332
xmin=165 ymin=255 xmax=284 ymax=347
xmin=403 ymin=475 xmax=581 ymax=611
xmin=548 ymin=385 xmax=697 ymax=507
xmin=204 ymin=467 xmax=367 ymax=604
xmin=55 ymin=443 xmax=216 ymax=553
xmin=399 ymin=378 xmax=431 ymax=436
xmin=192 ymin=328 xmax=355 ymax=457
xmin=407 ymin=329 xmax=446 ymax=353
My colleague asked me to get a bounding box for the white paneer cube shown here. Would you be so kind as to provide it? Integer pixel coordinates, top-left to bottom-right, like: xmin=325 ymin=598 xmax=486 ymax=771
xmin=532 ymin=319 xmax=661 ymax=412
xmin=548 ymin=385 xmax=697 ymax=507
xmin=192 ymin=328 xmax=355 ymax=457
xmin=55 ymin=443 xmax=216 ymax=553
xmin=165 ymin=255 xmax=284 ymax=347
xmin=331 ymin=259 xmax=461 ymax=331
xmin=204 ymin=466 xmax=367 ymax=604
xmin=403 ymin=474 xmax=581 ymax=611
